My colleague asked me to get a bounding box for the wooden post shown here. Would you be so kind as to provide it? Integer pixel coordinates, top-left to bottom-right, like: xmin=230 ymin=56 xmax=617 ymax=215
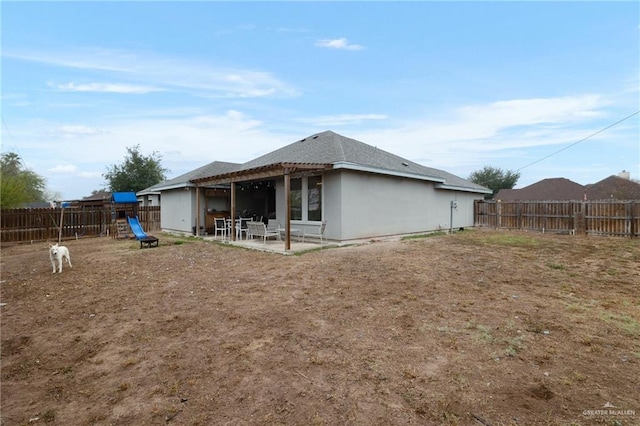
xmin=573 ymin=202 xmax=586 ymax=235
xmin=629 ymin=201 xmax=637 ymax=238
xmin=230 ymin=182 xmax=236 ymax=241
xmin=195 ymin=185 xmax=200 ymax=236
xmin=58 ymin=205 xmax=64 ymax=244
xmin=284 ymin=170 xmax=291 ymax=251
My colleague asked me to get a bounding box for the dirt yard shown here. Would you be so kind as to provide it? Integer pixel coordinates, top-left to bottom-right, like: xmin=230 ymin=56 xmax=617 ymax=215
xmin=1 ymin=230 xmax=638 ymax=425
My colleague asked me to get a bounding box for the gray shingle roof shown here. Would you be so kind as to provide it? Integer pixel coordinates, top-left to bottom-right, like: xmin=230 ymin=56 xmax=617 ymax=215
xmin=139 ymin=161 xmax=240 ymax=193
xmin=239 ymin=130 xmax=488 ymax=192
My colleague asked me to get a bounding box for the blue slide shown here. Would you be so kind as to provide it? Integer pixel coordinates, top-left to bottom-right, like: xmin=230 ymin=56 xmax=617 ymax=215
xmin=127 ymin=216 xmax=149 ymax=240
xmin=127 ymin=216 xmax=159 ymax=248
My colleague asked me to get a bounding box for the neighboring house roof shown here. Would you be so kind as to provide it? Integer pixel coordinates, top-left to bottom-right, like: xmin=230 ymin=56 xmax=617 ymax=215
xmin=204 ymin=130 xmax=490 ymax=193
xmin=112 ymin=192 xmax=139 ymax=203
xmin=80 ymin=191 xmax=111 ymax=203
xmin=586 ymin=175 xmax=640 ymax=200
xmin=138 ymin=161 xmax=241 ymax=195
xmin=496 ymin=175 xmax=640 ymax=201
xmin=495 ymin=178 xmax=585 ymax=201
xmin=493 ymin=188 xmax=517 ymax=200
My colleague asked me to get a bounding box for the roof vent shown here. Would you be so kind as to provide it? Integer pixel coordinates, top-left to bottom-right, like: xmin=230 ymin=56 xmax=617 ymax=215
xmin=312 ymin=135 xmax=319 ymax=139
xmin=300 ymin=138 xmax=306 ymax=142
xmin=401 ymin=162 xmax=409 ymax=167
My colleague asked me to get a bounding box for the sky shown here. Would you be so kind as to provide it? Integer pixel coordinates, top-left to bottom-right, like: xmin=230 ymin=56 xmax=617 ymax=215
xmin=2 ymin=1 xmax=639 ymax=201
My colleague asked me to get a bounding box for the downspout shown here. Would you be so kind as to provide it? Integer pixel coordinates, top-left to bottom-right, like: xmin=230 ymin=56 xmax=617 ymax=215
xmin=450 ymin=200 xmax=458 ymax=234
xmin=284 ymin=169 xmax=291 ymax=251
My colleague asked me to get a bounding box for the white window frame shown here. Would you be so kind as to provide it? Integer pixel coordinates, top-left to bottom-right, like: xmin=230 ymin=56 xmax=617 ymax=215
xmin=290 ymin=175 xmax=323 ymax=223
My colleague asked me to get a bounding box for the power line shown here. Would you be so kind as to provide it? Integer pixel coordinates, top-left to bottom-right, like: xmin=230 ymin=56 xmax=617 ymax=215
xmin=471 ymin=109 xmax=640 ymax=189
xmin=515 ymin=109 xmax=640 ymax=173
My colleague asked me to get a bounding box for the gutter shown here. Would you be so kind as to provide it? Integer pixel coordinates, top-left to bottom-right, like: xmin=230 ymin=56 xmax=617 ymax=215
xmin=331 ymin=161 xmax=447 ymax=184
xmin=435 ymin=183 xmax=493 ymax=194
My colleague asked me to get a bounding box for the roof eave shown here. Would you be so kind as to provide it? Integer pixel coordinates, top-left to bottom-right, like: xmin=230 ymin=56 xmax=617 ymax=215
xmin=332 ymin=161 xmax=447 ymax=183
xmin=435 ymin=183 xmax=493 ymax=194
xmin=141 ymin=182 xmax=195 ymax=193
xmin=136 ymin=189 xmax=163 ymax=196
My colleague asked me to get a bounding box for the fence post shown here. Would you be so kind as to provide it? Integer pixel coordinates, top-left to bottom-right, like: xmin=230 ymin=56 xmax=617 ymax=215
xmin=630 ymin=201 xmax=637 ymax=238
xmin=573 ymin=202 xmax=586 ymax=235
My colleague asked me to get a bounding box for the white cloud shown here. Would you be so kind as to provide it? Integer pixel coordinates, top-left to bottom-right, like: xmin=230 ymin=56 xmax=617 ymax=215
xmin=48 ymin=164 xmax=77 ymax=173
xmin=315 ymin=38 xmax=363 ymax=51
xmin=26 ymin=110 xmax=285 ymax=169
xmin=78 ymin=171 xmax=103 ymax=178
xmin=352 ymin=94 xmax=613 ymax=171
xmin=302 ymin=114 xmax=387 ymax=127
xmin=57 ymin=82 xmax=162 ymax=94
xmin=9 ymin=47 xmax=299 ymax=99
xmin=55 ymin=125 xmax=107 ymax=137
xmin=4 ymin=47 xmax=134 ymax=72
xmin=456 ymin=95 xmax=603 ymax=130
xmin=1 ymin=92 xmax=31 ymax=107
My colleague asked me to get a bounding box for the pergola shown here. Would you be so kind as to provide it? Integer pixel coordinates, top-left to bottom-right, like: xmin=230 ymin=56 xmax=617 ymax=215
xmin=190 ymin=162 xmax=332 ymax=250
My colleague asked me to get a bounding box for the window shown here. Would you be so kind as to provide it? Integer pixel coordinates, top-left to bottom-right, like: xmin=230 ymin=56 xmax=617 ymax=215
xmin=288 ymin=175 xmax=322 ymax=221
xmin=290 ymin=178 xmax=302 ymax=220
xmin=307 ymin=175 xmax=322 ymax=221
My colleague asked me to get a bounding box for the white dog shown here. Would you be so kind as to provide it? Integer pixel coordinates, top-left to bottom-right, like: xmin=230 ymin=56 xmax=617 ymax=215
xmin=49 ymin=243 xmax=72 ymax=273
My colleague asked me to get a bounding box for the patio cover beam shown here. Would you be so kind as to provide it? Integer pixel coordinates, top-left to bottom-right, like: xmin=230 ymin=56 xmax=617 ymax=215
xmin=190 ymin=163 xmax=331 ymax=186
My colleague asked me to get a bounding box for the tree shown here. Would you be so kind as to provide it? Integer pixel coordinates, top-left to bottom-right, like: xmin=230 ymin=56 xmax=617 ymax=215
xmin=468 ymin=166 xmax=520 ymax=199
xmin=103 ymin=145 xmax=168 ymax=193
xmin=0 ymin=152 xmax=47 ymax=208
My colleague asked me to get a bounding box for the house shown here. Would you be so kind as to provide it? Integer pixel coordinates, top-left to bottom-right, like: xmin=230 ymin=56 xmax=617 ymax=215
xmin=137 ymin=189 xmax=160 ymax=207
xmin=495 ymin=172 xmax=640 ymax=201
xmin=183 ymin=130 xmax=491 ymax=243
xmin=586 ymin=175 xmax=640 ymax=200
xmin=137 ymin=161 xmax=240 ymax=235
xmin=495 ymin=178 xmax=585 ymax=201
xmin=78 ymin=190 xmax=112 ymax=208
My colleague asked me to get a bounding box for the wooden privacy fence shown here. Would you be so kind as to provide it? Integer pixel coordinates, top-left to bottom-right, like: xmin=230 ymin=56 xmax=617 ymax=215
xmin=0 ymin=206 xmax=161 ymax=243
xmin=474 ymin=200 xmax=639 ymax=237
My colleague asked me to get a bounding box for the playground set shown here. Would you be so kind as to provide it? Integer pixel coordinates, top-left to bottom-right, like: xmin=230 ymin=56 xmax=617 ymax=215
xmin=112 ymin=192 xmax=159 ymax=248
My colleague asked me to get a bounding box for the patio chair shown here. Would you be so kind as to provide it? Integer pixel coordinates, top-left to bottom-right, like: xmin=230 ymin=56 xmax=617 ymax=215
xmin=302 ymin=221 xmax=327 ymax=244
xmin=267 ymin=219 xmax=278 ymax=232
xmin=214 ymin=217 xmax=227 ymax=240
xmin=237 ymin=218 xmax=251 ymax=240
xmin=247 ymin=221 xmax=278 ymax=244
